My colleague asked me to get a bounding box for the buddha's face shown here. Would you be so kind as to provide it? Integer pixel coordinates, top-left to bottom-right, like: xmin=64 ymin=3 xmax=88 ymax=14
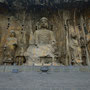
xmin=10 ymin=32 xmax=15 ymax=37
xmin=40 ymin=18 xmax=48 ymax=29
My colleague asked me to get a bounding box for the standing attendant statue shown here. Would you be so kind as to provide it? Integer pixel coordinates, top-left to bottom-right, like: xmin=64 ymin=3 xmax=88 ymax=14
xmin=3 ymin=30 xmax=17 ymax=64
xmin=69 ymin=26 xmax=82 ymax=65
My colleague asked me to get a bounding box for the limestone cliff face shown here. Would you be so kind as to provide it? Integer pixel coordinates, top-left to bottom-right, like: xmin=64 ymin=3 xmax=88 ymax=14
xmin=0 ymin=1 xmax=90 ymax=65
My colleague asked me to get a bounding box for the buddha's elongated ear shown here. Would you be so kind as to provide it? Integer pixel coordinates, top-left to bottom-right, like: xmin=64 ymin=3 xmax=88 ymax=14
xmin=36 ymin=22 xmax=40 ymax=30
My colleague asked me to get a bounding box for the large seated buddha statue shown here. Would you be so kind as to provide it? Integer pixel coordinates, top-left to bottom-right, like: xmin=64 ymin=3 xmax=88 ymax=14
xmin=24 ymin=17 xmax=56 ymax=65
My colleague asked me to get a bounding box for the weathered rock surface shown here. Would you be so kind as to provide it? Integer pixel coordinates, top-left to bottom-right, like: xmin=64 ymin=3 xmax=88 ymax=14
xmin=0 ymin=0 xmax=90 ymax=65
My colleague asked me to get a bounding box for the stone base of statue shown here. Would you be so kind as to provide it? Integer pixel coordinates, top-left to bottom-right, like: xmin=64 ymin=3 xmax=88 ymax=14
xmin=24 ymin=44 xmax=56 ymax=65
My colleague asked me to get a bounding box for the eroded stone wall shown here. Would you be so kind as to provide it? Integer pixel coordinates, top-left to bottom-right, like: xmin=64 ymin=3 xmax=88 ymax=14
xmin=0 ymin=7 xmax=90 ymax=65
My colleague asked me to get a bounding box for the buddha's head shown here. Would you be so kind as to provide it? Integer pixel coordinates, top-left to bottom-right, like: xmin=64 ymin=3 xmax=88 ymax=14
xmin=10 ymin=30 xmax=16 ymax=37
xmin=40 ymin=17 xmax=49 ymax=29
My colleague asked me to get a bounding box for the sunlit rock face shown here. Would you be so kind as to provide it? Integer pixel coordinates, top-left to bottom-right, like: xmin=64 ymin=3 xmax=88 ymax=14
xmin=0 ymin=0 xmax=90 ymax=66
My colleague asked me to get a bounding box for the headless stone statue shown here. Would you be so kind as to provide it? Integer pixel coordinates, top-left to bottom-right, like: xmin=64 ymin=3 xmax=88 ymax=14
xmin=24 ymin=17 xmax=56 ymax=65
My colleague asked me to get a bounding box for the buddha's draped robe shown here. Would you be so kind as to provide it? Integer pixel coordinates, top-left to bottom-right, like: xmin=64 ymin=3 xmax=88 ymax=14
xmin=24 ymin=29 xmax=56 ymax=64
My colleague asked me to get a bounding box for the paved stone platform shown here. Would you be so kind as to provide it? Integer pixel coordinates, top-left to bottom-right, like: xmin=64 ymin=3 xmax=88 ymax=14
xmin=0 ymin=66 xmax=90 ymax=72
xmin=0 ymin=66 xmax=90 ymax=90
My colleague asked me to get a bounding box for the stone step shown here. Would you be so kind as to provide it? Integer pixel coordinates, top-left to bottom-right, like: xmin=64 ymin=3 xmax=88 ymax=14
xmin=0 ymin=66 xmax=90 ymax=72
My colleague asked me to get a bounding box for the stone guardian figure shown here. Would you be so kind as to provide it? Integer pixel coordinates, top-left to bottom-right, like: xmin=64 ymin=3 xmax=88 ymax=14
xmin=69 ymin=26 xmax=82 ymax=65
